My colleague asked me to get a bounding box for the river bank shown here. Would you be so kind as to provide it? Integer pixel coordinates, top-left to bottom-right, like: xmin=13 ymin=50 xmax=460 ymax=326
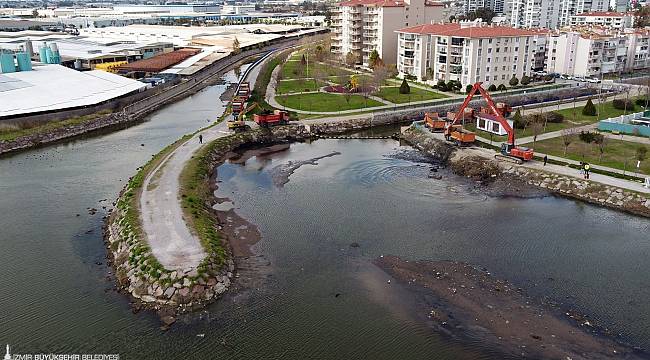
xmin=0 ymin=40 xmax=302 ymax=156
xmin=401 ymin=125 xmax=650 ymax=218
xmin=375 ymin=256 xmax=647 ymax=360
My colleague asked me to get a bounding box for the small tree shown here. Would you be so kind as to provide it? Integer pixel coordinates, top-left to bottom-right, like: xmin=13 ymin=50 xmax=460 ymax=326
xmin=315 ymin=45 xmax=324 ymax=61
xmin=232 ymin=37 xmax=241 ymax=54
xmin=594 ymin=134 xmax=608 ymax=162
xmin=637 ymin=146 xmax=648 ymax=163
xmin=437 ymin=79 xmax=447 ymax=92
xmin=512 ymin=109 xmax=524 ymax=128
xmin=582 ymin=98 xmax=597 ymax=116
xmin=399 ymin=79 xmax=410 ymax=94
xmin=521 ymin=75 xmax=531 ymax=86
xmin=368 ymin=50 xmax=382 ymax=69
xmin=530 ymin=114 xmax=543 ymax=148
xmin=497 ymin=84 xmax=507 ymax=92
xmin=345 ymin=52 xmax=357 ymax=67
xmin=488 ymin=84 xmax=497 ymax=92
xmin=372 ymin=64 xmax=389 ymax=90
xmin=386 ymin=64 xmax=398 ymax=78
xmin=509 ymin=76 xmax=519 ymax=87
xmin=561 ymin=128 xmax=578 ymax=155
xmin=465 ymin=84 xmax=473 ymax=94
xmin=300 ymin=54 xmax=307 ymax=66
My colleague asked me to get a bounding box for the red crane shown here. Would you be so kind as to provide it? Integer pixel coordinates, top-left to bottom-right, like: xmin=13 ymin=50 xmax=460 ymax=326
xmin=445 ymin=82 xmax=533 ymax=163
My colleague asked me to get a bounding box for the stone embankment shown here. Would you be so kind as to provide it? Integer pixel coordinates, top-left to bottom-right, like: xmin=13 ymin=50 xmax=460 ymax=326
xmin=401 ymin=126 xmax=650 ymax=218
xmin=106 ymin=125 xmax=312 ymax=312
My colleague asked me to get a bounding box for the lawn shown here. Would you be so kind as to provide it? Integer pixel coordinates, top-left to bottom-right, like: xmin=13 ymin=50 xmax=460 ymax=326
xmin=276 ymin=79 xmax=324 ymax=94
xmin=275 ymin=92 xmax=384 ymax=112
xmin=533 ymin=136 xmax=650 ymax=175
xmin=466 ymin=99 xmax=644 ymax=142
xmin=281 ymin=61 xmax=354 ymax=80
xmin=374 ymin=86 xmax=448 ymax=104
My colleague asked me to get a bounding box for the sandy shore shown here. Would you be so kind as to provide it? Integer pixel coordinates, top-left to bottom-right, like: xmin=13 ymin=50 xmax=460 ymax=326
xmin=375 ymin=255 xmax=647 ymax=360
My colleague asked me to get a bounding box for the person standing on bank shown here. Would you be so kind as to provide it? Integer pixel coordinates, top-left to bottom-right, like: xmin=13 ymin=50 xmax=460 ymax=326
xmin=199 ymin=134 xmax=203 ymax=144
xmin=584 ymin=163 xmax=590 ymax=179
xmin=543 ymin=155 xmax=548 ymax=166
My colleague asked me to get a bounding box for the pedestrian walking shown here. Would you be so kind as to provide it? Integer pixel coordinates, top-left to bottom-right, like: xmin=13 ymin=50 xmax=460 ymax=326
xmin=543 ymin=155 xmax=548 ymax=166
xmin=579 ymin=162 xmax=584 ymax=176
xmin=199 ymin=134 xmax=203 ymax=144
xmin=584 ymin=163 xmax=590 ymax=179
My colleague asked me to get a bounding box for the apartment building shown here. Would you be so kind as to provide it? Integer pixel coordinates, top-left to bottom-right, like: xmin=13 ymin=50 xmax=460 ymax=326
xmin=506 ymin=0 xmax=609 ymax=29
xmin=506 ymin=0 xmax=561 ymax=29
xmin=625 ymin=28 xmax=650 ymax=72
xmin=395 ymin=21 xmax=538 ymax=87
xmin=464 ymin=0 xmax=505 ymax=14
xmin=330 ymin=0 xmax=445 ymax=67
xmin=545 ymin=28 xmax=628 ymax=77
xmin=570 ymin=11 xmax=633 ymax=29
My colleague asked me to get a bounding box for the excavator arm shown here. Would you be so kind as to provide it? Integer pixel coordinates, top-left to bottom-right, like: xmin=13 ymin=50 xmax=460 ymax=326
xmin=449 ymin=82 xmax=516 ymax=146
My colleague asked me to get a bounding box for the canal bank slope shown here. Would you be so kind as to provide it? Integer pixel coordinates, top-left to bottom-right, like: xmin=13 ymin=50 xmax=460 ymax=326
xmin=401 ymin=125 xmax=650 ymax=218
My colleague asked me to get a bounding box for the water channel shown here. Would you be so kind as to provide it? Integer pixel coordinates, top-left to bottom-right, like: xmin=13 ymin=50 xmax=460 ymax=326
xmin=0 ymin=67 xmax=648 ymax=359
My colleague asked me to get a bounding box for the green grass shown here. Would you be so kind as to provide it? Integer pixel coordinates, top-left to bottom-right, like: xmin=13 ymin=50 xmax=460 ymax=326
xmin=533 ymin=136 xmax=650 ymax=175
xmin=277 ymin=79 xmax=324 ymax=94
xmin=275 ymin=92 xmax=384 ymax=112
xmin=374 ymin=86 xmax=448 ymax=104
xmin=281 ymin=60 xmax=353 ymax=80
xmin=0 ymin=109 xmax=112 ymax=142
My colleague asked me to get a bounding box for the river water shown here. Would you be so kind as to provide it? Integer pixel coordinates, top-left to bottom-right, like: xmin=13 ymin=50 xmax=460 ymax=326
xmin=0 ymin=70 xmax=649 ymax=359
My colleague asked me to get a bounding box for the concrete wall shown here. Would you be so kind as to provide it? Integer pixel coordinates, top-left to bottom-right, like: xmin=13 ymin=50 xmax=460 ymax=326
xmin=599 ymin=121 xmax=650 ymax=137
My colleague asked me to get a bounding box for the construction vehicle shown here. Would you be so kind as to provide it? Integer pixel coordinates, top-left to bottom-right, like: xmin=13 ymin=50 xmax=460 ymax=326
xmin=445 ymin=124 xmax=476 ymax=145
xmin=445 ymin=82 xmax=533 ymax=163
xmin=227 ymin=102 xmax=257 ymax=132
xmin=254 ymin=109 xmax=290 ymax=127
xmin=424 ymin=112 xmax=447 ymax=132
xmin=231 ymin=96 xmax=247 ymax=114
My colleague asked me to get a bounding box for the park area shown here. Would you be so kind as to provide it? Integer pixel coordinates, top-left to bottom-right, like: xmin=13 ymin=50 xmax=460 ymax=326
xmin=273 ymin=48 xmax=448 ymax=112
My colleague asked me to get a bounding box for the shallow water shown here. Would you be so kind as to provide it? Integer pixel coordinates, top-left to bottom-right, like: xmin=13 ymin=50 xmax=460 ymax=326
xmin=0 ymin=74 xmax=649 ymax=358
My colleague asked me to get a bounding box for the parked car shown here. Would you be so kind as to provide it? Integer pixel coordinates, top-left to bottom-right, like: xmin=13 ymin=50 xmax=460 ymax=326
xmin=586 ymin=77 xmax=601 ymax=83
xmin=560 ymin=74 xmax=573 ymax=80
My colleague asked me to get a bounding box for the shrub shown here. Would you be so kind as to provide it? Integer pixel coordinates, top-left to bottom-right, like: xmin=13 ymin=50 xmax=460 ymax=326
xmin=399 ymin=79 xmax=411 ymax=94
xmin=612 ymin=99 xmax=635 ymax=110
xmin=497 ymin=84 xmax=507 ymax=91
xmin=582 ymin=98 xmax=597 ymax=116
xmin=521 ymin=75 xmax=531 ymax=86
xmin=448 ymin=80 xmax=462 ymax=92
xmin=543 ymin=74 xmax=554 ymax=82
xmin=466 ymin=84 xmax=473 ymax=94
xmin=437 ymin=79 xmax=447 ymax=92
xmin=512 ymin=109 xmax=524 ymax=129
xmin=579 ymin=130 xmax=600 ymax=143
xmin=546 ymin=112 xmax=565 ymax=123
xmin=488 ymin=84 xmax=497 ymax=92
xmin=635 ymin=98 xmax=648 ymax=107
xmin=509 ymin=76 xmax=519 ymax=87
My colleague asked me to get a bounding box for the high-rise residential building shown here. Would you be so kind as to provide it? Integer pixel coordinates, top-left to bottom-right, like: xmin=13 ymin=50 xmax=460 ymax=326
xmin=464 ymin=0 xmax=506 ymax=14
xmin=506 ymin=0 xmax=610 ymax=29
xmin=571 ymin=11 xmax=634 ymax=29
xmin=395 ymin=21 xmax=538 ymax=87
xmin=330 ymin=0 xmax=445 ymax=67
xmin=506 ymin=0 xmax=562 ymax=29
xmin=625 ymin=28 xmax=650 ymax=71
xmin=613 ymin=0 xmax=629 ymax=12
xmin=546 ymin=28 xmax=628 ymax=77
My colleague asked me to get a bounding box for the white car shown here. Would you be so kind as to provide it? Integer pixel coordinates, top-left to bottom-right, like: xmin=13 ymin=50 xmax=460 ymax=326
xmin=586 ymin=77 xmax=601 ymax=83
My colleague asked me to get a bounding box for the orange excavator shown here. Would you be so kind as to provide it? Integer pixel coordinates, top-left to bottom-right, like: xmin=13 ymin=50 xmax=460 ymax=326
xmin=444 ymin=82 xmax=533 ymax=163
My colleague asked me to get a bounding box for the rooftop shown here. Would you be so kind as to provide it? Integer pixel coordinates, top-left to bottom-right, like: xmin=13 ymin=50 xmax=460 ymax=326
xmin=337 ymin=0 xmax=443 ymax=7
xmin=0 ymin=64 xmax=146 ymax=117
xmin=574 ymin=11 xmax=628 ymax=18
xmin=397 ymin=23 xmax=540 ymax=37
xmin=116 ymin=48 xmax=201 ymax=72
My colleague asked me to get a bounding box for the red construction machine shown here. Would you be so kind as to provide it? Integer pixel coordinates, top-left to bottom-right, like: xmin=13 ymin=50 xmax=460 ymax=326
xmin=424 ymin=112 xmax=446 ymax=132
xmin=444 ymin=82 xmax=533 ymax=163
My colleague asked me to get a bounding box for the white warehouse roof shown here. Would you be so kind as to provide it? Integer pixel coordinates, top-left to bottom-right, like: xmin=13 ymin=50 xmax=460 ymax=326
xmin=0 ymin=64 xmax=147 ymax=117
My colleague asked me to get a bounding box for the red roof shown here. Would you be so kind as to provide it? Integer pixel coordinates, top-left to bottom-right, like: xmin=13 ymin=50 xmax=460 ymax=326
xmin=338 ymin=0 xmax=442 ymax=7
xmin=396 ymin=23 xmax=540 ymax=38
xmin=575 ymin=11 xmax=626 ymax=17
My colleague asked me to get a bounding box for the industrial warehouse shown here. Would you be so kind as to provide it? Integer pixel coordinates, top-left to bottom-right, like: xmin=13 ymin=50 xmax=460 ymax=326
xmin=0 ymin=23 xmax=324 ymax=120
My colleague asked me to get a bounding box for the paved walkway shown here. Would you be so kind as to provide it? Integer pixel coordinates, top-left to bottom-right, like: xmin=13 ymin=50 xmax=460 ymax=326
xmin=473 ymin=134 xmax=649 ymax=193
xmin=138 ymin=50 xmax=270 ymax=273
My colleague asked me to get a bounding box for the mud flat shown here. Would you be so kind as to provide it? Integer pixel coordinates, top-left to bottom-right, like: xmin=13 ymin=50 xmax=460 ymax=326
xmin=375 ymin=255 xmax=647 ymax=360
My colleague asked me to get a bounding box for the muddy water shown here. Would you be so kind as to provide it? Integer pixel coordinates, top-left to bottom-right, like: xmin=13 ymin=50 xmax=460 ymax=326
xmin=0 ymin=83 xmax=648 ymax=358
xmin=215 ymin=138 xmax=650 ymax=358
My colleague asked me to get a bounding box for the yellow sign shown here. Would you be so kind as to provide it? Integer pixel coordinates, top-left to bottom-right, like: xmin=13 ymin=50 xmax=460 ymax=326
xmin=94 ymin=61 xmax=128 ymax=73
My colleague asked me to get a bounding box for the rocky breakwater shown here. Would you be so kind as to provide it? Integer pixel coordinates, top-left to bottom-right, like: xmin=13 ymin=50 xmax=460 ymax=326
xmin=105 ymin=125 xmax=312 ymax=316
xmin=402 ymin=124 xmax=650 ymax=217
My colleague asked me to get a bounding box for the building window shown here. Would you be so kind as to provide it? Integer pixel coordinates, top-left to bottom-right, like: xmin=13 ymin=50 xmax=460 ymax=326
xmin=488 ymin=48 xmax=492 ymax=54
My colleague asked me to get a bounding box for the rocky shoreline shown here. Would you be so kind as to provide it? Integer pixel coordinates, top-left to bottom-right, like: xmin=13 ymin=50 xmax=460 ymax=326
xmin=401 ymin=125 xmax=650 ymax=218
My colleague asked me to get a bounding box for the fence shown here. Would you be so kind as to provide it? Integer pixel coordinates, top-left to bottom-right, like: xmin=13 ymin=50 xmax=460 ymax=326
xmin=598 ymin=111 xmax=650 ymax=137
